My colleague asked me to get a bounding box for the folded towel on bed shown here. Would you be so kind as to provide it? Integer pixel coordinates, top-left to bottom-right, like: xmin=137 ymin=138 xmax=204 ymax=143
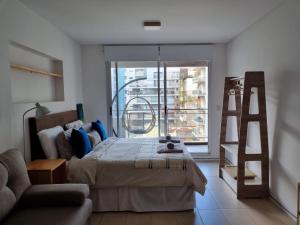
xmin=157 ymin=148 xmax=183 ymax=154
xmin=159 ymin=138 xmax=180 ymax=143
xmin=134 ymin=143 xmax=190 ymax=170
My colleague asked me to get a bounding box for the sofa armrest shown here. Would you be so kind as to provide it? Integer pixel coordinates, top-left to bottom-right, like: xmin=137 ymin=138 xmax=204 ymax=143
xmin=20 ymin=184 xmax=89 ymax=207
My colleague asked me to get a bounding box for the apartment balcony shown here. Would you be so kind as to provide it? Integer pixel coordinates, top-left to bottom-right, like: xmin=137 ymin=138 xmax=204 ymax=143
xmin=191 ymin=90 xmax=206 ymax=96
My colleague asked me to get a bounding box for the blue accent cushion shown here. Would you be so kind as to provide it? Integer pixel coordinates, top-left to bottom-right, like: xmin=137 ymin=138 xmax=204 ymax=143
xmin=70 ymin=128 xmax=92 ymax=158
xmin=92 ymin=120 xmax=107 ymax=141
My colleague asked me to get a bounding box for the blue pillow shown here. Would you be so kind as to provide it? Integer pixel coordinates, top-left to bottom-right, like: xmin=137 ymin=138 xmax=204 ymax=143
xmin=70 ymin=128 xmax=92 ymax=158
xmin=92 ymin=120 xmax=107 ymax=141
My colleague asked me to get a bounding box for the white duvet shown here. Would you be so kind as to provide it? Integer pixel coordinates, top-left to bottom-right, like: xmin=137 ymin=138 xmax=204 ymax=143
xmin=67 ymin=137 xmax=207 ymax=195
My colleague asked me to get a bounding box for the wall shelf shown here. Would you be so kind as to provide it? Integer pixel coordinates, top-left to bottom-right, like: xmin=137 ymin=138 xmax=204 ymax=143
xmin=221 ymin=166 xmax=262 ymax=193
xmin=9 ymin=42 xmax=64 ymax=103
xmin=10 ymin=63 xmax=63 ymax=78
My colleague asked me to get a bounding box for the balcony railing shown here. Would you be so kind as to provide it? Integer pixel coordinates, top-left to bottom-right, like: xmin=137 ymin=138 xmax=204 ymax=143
xmin=112 ymin=108 xmax=208 ymax=143
xmin=166 ymin=108 xmax=208 ymax=143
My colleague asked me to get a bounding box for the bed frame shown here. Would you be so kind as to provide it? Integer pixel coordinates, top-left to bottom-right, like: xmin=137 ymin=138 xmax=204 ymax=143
xmin=28 ymin=110 xmax=78 ymax=160
xmin=28 ymin=110 xmax=196 ymax=212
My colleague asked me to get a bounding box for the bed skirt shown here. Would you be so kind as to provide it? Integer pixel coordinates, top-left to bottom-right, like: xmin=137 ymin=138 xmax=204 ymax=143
xmin=90 ymin=186 xmax=195 ymax=212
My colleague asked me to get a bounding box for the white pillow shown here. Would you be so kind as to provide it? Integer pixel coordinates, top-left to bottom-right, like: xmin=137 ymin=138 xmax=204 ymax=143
xmin=65 ymin=120 xmax=83 ymax=130
xmin=38 ymin=126 xmax=64 ymax=159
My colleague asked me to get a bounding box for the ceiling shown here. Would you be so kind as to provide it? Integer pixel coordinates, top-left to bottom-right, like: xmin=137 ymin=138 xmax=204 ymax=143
xmin=20 ymin=0 xmax=283 ymax=44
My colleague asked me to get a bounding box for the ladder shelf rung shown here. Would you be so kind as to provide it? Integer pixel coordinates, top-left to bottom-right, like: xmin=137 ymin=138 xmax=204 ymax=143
xmin=221 ymin=144 xmax=259 ymax=155
xmin=244 ymin=154 xmax=263 ymax=161
xmin=223 ymin=111 xmax=241 ymax=116
xmin=243 ymin=114 xmax=263 ymax=121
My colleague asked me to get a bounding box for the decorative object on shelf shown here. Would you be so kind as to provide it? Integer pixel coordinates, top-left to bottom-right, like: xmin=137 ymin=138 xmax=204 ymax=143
xmin=23 ymin=103 xmax=51 ymax=160
xmin=219 ymin=71 xmax=269 ymax=198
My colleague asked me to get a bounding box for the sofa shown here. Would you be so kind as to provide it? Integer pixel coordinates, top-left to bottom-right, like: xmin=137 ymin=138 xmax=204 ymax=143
xmin=0 ymin=149 xmax=92 ymax=225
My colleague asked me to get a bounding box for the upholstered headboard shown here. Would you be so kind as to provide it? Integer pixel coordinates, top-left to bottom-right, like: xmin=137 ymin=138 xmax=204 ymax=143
xmin=29 ymin=110 xmax=78 ymax=160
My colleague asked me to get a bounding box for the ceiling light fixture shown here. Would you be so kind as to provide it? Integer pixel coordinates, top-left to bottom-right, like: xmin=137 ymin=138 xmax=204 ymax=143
xmin=143 ymin=21 xmax=162 ymax=30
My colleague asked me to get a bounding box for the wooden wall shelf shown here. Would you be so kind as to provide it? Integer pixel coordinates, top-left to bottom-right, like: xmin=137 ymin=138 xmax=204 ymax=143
xmin=10 ymin=63 xmax=63 ymax=78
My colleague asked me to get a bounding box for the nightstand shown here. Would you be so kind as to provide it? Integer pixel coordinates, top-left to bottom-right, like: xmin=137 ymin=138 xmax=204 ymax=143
xmin=26 ymin=159 xmax=66 ymax=184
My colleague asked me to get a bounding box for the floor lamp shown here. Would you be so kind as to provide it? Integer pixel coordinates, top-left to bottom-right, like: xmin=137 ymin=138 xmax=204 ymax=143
xmin=23 ymin=103 xmax=50 ymax=160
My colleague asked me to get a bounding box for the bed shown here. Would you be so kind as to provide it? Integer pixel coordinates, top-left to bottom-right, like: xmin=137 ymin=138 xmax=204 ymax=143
xmin=29 ymin=110 xmax=207 ymax=212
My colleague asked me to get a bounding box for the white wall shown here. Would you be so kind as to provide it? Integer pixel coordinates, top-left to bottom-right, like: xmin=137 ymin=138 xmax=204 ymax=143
xmin=227 ymin=0 xmax=300 ymax=217
xmin=81 ymin=44 xmax=226 ymax=158
xmin=209 ymin=44 xmax=226 ymax=158
xmin=0 ymin=0 xmax=83 ymax=160
xmin=0 ymin=0 xmax=11 ymax=151
xmin=81 ymin=45 xmax=108 ymax=127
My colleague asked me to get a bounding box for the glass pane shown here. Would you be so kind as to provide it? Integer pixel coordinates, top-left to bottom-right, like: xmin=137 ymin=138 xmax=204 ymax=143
xmin=111 ymin=61 xmax=159 ymax=138
xmin=165 ymin=62 xmax=208 ymax=143
xmin=167 ymin=109 xmax=208 ymax=143
xmin=110 ymin=61 xmax=209 ymax=145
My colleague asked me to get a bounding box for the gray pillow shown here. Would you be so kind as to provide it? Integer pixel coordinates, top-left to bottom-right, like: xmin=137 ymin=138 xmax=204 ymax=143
xmin=87 ymin=131 xmax=101 ymax=148
xmin=65 ymin=120 xmax=83 ymax=130
xmin=56 ymin=131 xmax=73 ymax=160
xmin=82 ymin=123 xmax=92 ymax=133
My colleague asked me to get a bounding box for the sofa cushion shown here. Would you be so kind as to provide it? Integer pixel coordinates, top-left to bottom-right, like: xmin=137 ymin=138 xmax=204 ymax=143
xmin=0 ymin=163 xmax=17 ymax=222
xmin=20 ymin=184 xmax=89 ymax=207
xmin=2 ymin=198 xmax=92 ymax=225
xmin=0 ymin=149 xmax=31 ymax=201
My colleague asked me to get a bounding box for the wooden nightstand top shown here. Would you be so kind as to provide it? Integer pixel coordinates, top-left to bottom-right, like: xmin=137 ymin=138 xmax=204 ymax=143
xmin=27 ymin=159 xmax=66 ymax=171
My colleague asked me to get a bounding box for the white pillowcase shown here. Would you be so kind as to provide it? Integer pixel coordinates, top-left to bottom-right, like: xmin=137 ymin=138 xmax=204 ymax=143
xmin=65 ymin=120 xmax=83 ymax=130
xmin=38 ymin=126 xmax=64 ymax=159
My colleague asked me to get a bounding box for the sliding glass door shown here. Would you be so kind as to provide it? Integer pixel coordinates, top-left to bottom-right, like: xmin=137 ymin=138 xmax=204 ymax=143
xmin=110 ymin=61 xmax=208 ymax=144
xmin=163 ymin=62 xmax=208 ymax=143
xmin=111 ymin=61 xmax=161 ymax=138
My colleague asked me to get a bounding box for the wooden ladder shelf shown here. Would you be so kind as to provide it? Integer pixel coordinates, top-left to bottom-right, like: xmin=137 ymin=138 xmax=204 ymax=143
xmin=219 ymin=71 xmax=269 ymax=198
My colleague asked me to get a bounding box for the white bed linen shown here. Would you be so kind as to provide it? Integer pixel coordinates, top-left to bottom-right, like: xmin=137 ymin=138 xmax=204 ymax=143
xmin=67 ymin=137 xmax=207 ymax=195
xmin=90 ymin=187 xmax=195 ymax=212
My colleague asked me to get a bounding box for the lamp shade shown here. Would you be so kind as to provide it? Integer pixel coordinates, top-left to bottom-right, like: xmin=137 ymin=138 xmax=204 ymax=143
xmin=35 ymin=103 xmax=50 ymax=117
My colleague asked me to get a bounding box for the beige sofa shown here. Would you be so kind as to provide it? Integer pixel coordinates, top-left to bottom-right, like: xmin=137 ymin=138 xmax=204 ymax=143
xmin=0 ymin=149 xmax=92 ymax=225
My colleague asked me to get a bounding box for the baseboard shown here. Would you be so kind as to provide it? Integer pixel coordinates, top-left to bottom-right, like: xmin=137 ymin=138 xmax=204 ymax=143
xmin=269 ymin=195 xmax=297 ymax=222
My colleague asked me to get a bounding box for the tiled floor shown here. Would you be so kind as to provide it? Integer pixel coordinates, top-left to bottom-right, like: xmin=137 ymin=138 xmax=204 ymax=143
xmin=91 ymin=162 xmax=296 ymax=225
